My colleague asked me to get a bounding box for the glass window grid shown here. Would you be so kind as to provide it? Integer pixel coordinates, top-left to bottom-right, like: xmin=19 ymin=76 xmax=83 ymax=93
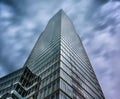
xmin=59 ymin=90 xmax=71 ymax=99
xmin=0 ymin=76 xmax=20 ymax=91
xmin=61 ymin=44 xmax=93 ymax=76
xmin=61 ymin=48 xmax=98 ymax=85
xmin=0 ymin=72 xmax=22 ymax=85
xmin=35 ymin=52 xmax=60 ymax=74
xmin=60 ymin=61 xmax=71 ymax=75
xmin=26 ymin=39 xmax=60 ymax=66
xmin=39 ymin=61 xmax=60 ymax=79
xmin=61 ymin=36 xmax=88 ymax=62
xmin=61 ymin=42 xmax=93 ymax=73
xmin=30 ymin=48 xmax=60 ymax=73
xmin=61 ymin=38 xmax=92 ymax=70
xmin=61 ymin=57 xmax=101 ymax=96
xmin=60 ymin=60 xmax=101 ymax=98
xmin=61 ymin=52 xmax=96 ymax=86
xmin=60 ymin=79 xmax=73 ymax=97
xmin=40 ymin=69 xmax=60 ymax=88
xmin=29 ymin=34 xmax=60 ymax=57
xmin=39 ymin=79 xmax=59 ymax=98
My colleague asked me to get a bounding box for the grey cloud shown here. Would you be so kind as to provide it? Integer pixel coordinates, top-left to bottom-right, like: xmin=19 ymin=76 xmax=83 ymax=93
xmin=82 ymin=1 xmax=120 ymax=99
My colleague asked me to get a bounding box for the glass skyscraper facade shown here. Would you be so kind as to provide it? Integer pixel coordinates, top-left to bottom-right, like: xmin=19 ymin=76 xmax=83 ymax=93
xmin=24 ymin=10 xmax=105 ymax=99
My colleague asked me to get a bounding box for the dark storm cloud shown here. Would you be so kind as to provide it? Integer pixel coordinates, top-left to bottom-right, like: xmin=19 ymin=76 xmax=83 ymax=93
xmin=0 ymin=0 xmax=28 ymax=15
xmin=0 ymin=0 xmax=41 ymax=76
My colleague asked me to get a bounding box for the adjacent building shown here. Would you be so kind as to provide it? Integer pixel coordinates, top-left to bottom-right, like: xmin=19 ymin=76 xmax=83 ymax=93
xmin=0 ymin=67 xmax=40 ymax=99
xmin=0 ymin=10 xmax=105 ymax=99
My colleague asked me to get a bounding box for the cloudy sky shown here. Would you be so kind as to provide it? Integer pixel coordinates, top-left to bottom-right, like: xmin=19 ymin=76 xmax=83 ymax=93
xmin=0 ymin=0 xmax=120 ymax=98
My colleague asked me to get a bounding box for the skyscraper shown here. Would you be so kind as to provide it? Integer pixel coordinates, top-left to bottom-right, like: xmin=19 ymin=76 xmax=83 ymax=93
xmin=0 ymin=9 xmax=105 ymax=99
xmin=24 ymin=10 xmax=105 ymax=99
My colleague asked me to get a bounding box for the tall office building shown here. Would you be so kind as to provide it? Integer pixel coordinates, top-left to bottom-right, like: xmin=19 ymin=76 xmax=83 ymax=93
xmin=24 ymin=10 xmax=105 ymax=99
xmin=0 ymin=10 xmax=105 ymax=99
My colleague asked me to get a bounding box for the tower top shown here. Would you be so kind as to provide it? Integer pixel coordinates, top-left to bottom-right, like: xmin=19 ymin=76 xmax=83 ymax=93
xmin=46 ymin=9 xmax=77 ymax=37
xmin=57 ymin=9 xmax=65 ymax=14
